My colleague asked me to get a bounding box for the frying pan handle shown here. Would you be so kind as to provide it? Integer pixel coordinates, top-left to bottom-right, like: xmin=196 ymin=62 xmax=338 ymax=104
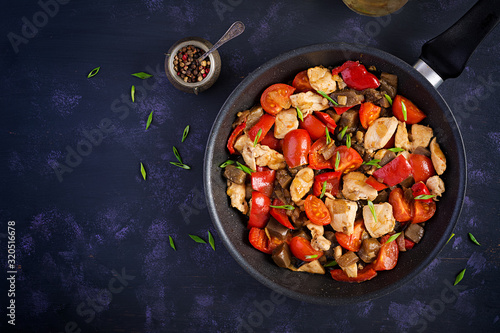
xmin=416 ymin=0 xmax=500 ymax=87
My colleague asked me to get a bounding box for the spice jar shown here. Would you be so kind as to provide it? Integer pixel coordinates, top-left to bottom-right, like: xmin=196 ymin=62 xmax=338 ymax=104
xmin=165 ymin=37 xmax=221 ymax=95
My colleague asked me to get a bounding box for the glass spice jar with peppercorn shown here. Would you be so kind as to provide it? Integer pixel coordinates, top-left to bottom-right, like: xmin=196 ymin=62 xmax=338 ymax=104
xmin=173 ymin=45 xmax=212 ymax=83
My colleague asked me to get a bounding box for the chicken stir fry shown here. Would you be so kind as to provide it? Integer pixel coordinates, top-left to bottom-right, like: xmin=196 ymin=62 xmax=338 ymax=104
xmin=223 ymin=60 xmax=447 ymax=283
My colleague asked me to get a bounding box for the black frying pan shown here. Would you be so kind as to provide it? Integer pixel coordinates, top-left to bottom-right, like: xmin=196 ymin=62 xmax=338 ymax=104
xmin=203 ymin=0 xmax=499 ymax=305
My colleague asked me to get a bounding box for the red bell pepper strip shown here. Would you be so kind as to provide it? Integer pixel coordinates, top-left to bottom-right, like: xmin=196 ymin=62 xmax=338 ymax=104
xmin=251 ymin=169 xmax=276 ymax=197
xmin=248 ymin=191 xmax=271 ymax=229
xmin=270 ymin=199 xmax=294 ymax=229
xmin=365 ymin=176 xmax=388 ymax=191
xmin=330 ymin=265 xmax=378 ymax=283
xmin=227 ymin=121 xmax=246 ymax=155
xmin=411 ymin=182 xmax=433 ymax=203
xmin=333 ymin=106 xmax=352 ymax=115
xmin=372 ymin=154 xmax=412 ymax=187
xmin=314 ymin=112 xmax=337 ymax=131
xmin=331 ymin=60 xmax=358 ymax=76
xmin=247 ymin=114 xmax=275 ymax=144
xmin=333 ymin=61 xmax=380 ymax=91
xmin=259 ymin=130 xmax=281 ymax=151
xmin=248 ymin=227 xmax=272 ymax=254
xmin=312 ymin=171 xmax=342 ymax=197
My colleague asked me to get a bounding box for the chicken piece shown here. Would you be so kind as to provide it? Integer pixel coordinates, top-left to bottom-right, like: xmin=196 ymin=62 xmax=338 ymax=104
xmin=290 ymin=91 xmax=329 ymax=118
xmin=325 ymin=198 xmax=358 ymax=235
xmin=395 ymin=121 xmax=411 ymax=151
xmin=306 ymin=222 xmax=324 ymax=238
xmin=333 ymin=245 xmax=343 ymax=261
xmin=342 ymin=172 xmax=378 ymax=201
xmin=426 ymin=175 xmax=445 ymax=200
xmin=411 ymin=124 xmax=434 ymax=151
xmin=226 ymin=180 xmax=248 ymax=214
xmin=355 ymin=131 xmax=364 ymax=144
xmin=234 ymin=134 xmax=286 ymax=171
xmin=363 ymin=202 xmax=395 ymax=238
xmin=306 ymin=222 xmax=331 ymax=251
xmin=274 ymin=108 xmax=299 ymax=139
xmin=290 ymin=167 xmax=314 ymax=203
xmin=430 ymin=137 xmax=447 ymax=175
xmin=296 ymin=260 xmax=325 ymax=274
xmin=344 ymin=263 xmax=358 ymax=278
xmin=307 ymin=66 xmax=337 ymax=94
xmin=364 ymin=116 xmax=399 ymax=150
xmin=333 ymin=74 xmax=347 ymax=90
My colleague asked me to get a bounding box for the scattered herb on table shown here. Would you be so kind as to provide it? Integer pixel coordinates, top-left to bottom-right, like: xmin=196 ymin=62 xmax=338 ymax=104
xmin=208 ymin=231 xmax=215 ymax=251
xmin=169 ymin=236 xmax=176 ymax=251
xmin=131 ymin=85 xmax=136 ymax=102
xmin=146 ymin=111 xmax=153 ymax=130
xmin=454 ymin=268 xmax=466 ymax=286
xmin=446 ymin=233 xmax=455 ymax=245
xmin=189 ymin=234 xmax=206 ymax=244
xmin=132 ymin=72 xmax=153 ymax=79
xmin=468 ymin=233 xmax=480 ymax=246
xmin=173 ymin=146 xmax=183 ymax=163
xmin=170 ymin=162 xmax=191 ymax=170
xmin=87 ymin=67 xmax=100 ymax=78
xmin=140 ymin=162 xmax=146 ymax=180
xmin=182 ymin=125 xmax=190 ymax=142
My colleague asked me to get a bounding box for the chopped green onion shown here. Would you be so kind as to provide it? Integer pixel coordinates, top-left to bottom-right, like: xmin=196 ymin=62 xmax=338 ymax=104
xmin=454 ymin=268 xmax=466 ymax=286
xmin=170 ymin=162 xmax=191 ymax=169
xmin=269 ymin=205 xmax=295 ymax=210
xmin=146 ymin=111 xmax=153 ymax=130
xmin=131 ymin=85 xmax=136 ymax=103
xmin=324 ymin=260 xmax=338 ymax=267
xmin=384 ymin=94 xmax=393 ymax=105
xmin=446 ymin=233 xmax=455 ymax=245
xmin=189 ymin=234 xmax=206 ymax=244
xmin=317 ymin=90 xmax=338 ymax=106
xmin=182 ymin=125 xmax=190 ymax=142
xmin=87 ymin=67 xmax=100 ymax=78
xmin=169 ymin=236 xmax=176 ymax=251
xmin=219 ymin=160 xmax=235 ymax=168
xmin=362 ymin=159 xmax=382 ymax=168
xmin=401 ymin=100 xmax=407 ymax=122
xmin=173 ymin=146 xmax=183 ymax=163
xmin=346 ymin=133 xmax=351 ymax=149
xmin=388 ymin=147 xmax=405 ymax=153
xmin=340 ymin=126 xmax=348 ymax=139
xmin=236 ymin=161 xmax=254 ymax=175
xmin=140 ymin=162 xmax=147 ymax=180
xmin=385 ymin=232 xmax=402 ymax=244
xmin=253 ymin=128 xmax=262 ymax=147
xmin=305 ymin=254 xmax=319 ymax=259
xmin=208 ymin=231 xmax=215 ymax=251
xmin=296 ymin=107 xmax=304 ymax=122
xmin=414 ymin=194 xmax=436 ymax=200
xmin=368 ymin=200 xmax=377 ymax=224
xmin=320 ymin=180 xmax=327 ymax=199
xmin=335 ymin=151 xmax=340 ymax=170
xmin=325 ymin=127 xmax=331 ymax=145
xmin=132 ymin=72 xmax=153 ymax=79
xmin=468 ymin=233 xmax=480 ymax=246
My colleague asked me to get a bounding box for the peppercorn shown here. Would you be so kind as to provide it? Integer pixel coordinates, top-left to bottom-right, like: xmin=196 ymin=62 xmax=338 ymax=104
xmin=174 ymin=44 xmax=211 ymax=84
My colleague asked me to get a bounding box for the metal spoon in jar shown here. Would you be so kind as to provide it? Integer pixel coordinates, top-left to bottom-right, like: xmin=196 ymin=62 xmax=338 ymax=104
xmin=197 ymin=21 xmax=245 ymax=62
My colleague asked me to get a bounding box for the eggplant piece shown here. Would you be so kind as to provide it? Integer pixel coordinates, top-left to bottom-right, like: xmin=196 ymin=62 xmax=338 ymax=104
xmin=380 ymin=150 xmax=397 ymax=167
xmin=276 ymin=169 xmax=292 ymax=189
xmin=372 ymin=190 xmax=389 ymax=204
xmin=223 ymin=165 xmax=247 ymax=185
xmin=379 ymin=107 xmax=393 ymax=118
xmin=326 ymin=109 xmax=341 ymax=123
xmin=400 ymin=175 xmax=415 ymax=189
xmin=358 ymin=238 xmax=381 ymax=263
xmin=292 ymin=228 xmax=311 ymax=241
xmin=266 ymin=218 xmax=290 ymax=241
xmin=413 ymin=146 xmax=432 ymax=158
xmin=363 ymin=88 xmax=390 ymax=108
xmin=244 ymin=106 xmax=264 ymax=132
xmin=272 ymin=243 xmax=292 ymax=268
xmin=337 ymin=251 xmax=359 ymax=268
xmin=324 ymin=231 xmax=336 ymax=243
xmin=381 ymin=72 xmax=398 ymax=90
xmin=338 ymin=109 xmax=359 ymax=135
xmin=352 ymin=143 xmax=366 ymax=159
xmin=320 ymin=141 xmax=337 ymax=160
xmin=330 ymin=89 xmax=365 ymax=107
xmin=245 ymin=183 xmax=252 ymax=201
xmin=396 ymin=231 xmax=406 ymax=252
xmin=405 ymin=223 xmax=424 ymax=243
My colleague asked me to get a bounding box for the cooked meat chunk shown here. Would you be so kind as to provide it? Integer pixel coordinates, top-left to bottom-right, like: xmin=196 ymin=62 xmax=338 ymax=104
xmin=342 ymin=172 xmax=378 ymax=201
xmin=296 ymin=260 xmax=325 ymax=274
xmin=244 ymin=106 xmax=264 ymax=132
xmin=338 ymin=109 xmax=360 ymax=134
xmin=405 ymin=223 xmax=424 ymax=243
xmin=274 ymin=108 xmax=299 ymax=139
xmin=234 ymin=134 xmax=286 ymax=171
xmin=363 ymin=88 xmax=390 ymax=108
xmin=413 ymin=146 xmax=431 ymax=157
xmin=430 ymin=137 xmax=447 ymax=175
xmin=426 ymin=175 xmax=445 ymax=200
xmin=307 ymin=66 xmax=337 ymax=94
xmin=395 ymin=121 xmax=411 ymax=151
xmin=272 ymin=243 xmax=292 ymax=268
xmin=234 ymin=134 xmax=257 ymax=170
xmin=363 ymin=202 xmax=395 ymax=238
xmin=306 ymin=222 xmax=331 ymax=251
xmin=411 ymin=124 xmax=433 ymax=151
xmin=223 ymin=165 xmax=247 ymax=185
xmin=290 ymin=91 xmax=329 ymax=117
xmin=226 ymin=180 xmax=248 ymax=214
xmin=333 ymin=74 xmax=347 ymax=90
xmin=364 ymin=116 xmax=398 ymax=150
xmin=325 ymin=198 xmax=358 ymax=235
xmin=380 ymin=72 xmax=398 ymax=99
xmin=276 ymin=169 xmax=292 ymax=188
xmin=306 ymin=222 xmax=324 ymax=238
xmin=330 ymin=89 xmax=365 ymax=107
xmin=290 ymin=167 xmax=314 ymax=203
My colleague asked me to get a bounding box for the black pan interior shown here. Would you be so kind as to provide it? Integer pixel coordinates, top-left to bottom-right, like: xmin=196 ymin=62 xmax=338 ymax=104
xmin=204 ymin=43 xmax=466 ymax=305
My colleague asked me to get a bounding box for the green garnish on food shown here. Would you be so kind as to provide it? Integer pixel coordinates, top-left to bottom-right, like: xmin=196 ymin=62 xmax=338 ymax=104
xmin=269 ymin=205 xmax=295 ymax=210
xmin=296 ymin=107 xmax=304 ymax=122
xmin=368 ymin=200 xmax=377 ymax=224
xmin=454 ymin=268 xmax=466 ymax=286
xmin=320 ymin=181 xmax=327 ymax=199
xmin=131 ymin=85 xmax=136 ymax=102
xmin=189 ymin=234 xmax=206 ymax=244
xmin=146 ymin=111 xmax=153 ymax=130
xmin=388 ymin=147 xmax=405 ymax=153
xmin=340 ymin=126 xmax=348 ymax=139
xmin=325 ymin=127 xmax=331 ymax=145
xmin=87 ymin=67 xmax=100 ymax=78
xmin=468 ymin=233 xmax=480 ymax=246
xmin=385 ymin=232 xmax=402 ymax=244
xmin=140 ymin=162 xmax=146 ymax=180
xmin=236 ymin=161 xmax=254 ymax=175
xmin=253 ymin=128 xmax=262 ymax=147
xmin=317 ymin=90 xmax=338 ymax=106
xmin=324 ymin=260 xmax=338 ymax=267
xmin=208 ymin=231 xmax=215 ymax=251
xmin=182 ymin=125 xmax=190 ymax=142
xmin=401 ymin=100 xmax=408 ymax=121
xmin=169 ymin=236 xmax=176 ymax=251
xmin=446 ymin=233 xmax=455 ymax=245
xmin=132 ymin=72 xmax=153 ymax=79
xmin=384 ymin=94 xmax=393 ymax=105
xmin=173 ymin=146 xmax=183 ymax=163
xmin=414 ymin=194 xmax=436 ymax=200
xmin=219 ymin=160 xmax=235 ymax=168
xmin=346 ymin=133 xmax=351 ymax=149
xmin=363 ymin=159 xmax=382 ymax=168
xmin=170 ymin=162 xmax=191 ymax=169
xmin=305 ymin=254 xmax=319 ymax=259
xmin=335 ymin=151 xmax=340 ymax=170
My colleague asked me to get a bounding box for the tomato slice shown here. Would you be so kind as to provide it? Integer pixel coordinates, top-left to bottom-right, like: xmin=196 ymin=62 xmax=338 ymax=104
xmin=389 ymin=188 xmax=412 ymax=223
xmin=282 ymin=129 xmax=311 ymax=168
xmin=330 ymin=265 xmax=377 ymax=283
xmin=260 ymin=83 xmax=295 ymax=116
xmin=309 ymin=137 xmax=333 ymax=170
xmin=299 ymin=114 xmax=327 ymax=141
xmin=248 ymin=227 xmax=272 ymax=254
xmin=373 ymin=234 xmax=399 ymax=271
xmin=259 ymin=130 xmax=281 ymax=152
xmin=408 ymin=154 xmax=435 ymax=183
xmin=365 ymin=176 xmax=388 ymax=191
xmin=248 ymin=191 xmax=271 ymax=229
xmin=312 ymin=171 xmax=342 ymax=197
xmin=411 ymin=200 xmax=436 ymax=224
xmin=333 ymin=106 xmax=352 ymax=115
xmin=411 ymin=182 xmax=433 ymax=203
xmin=372 ymin=154 xmax=412 ymax=187
xmin=314 ymin=112 xmax=337 ymax=131
xmin=304 ymin=195 xmax=331 ymax=226
xmin=251 ymin=169 xmax=276 ymax=197
xmin=292 ymin=70 xmax=314 ymax=93
xmin=247 ymin=114 xmax=275 ymax=144
xmin=227 ymin=121 xmax=246 ymax=155
xmin=359 ymin=102 xmax=381 ymax=129
xmin=270 ymin=199 xmax=294 ymax=229
xmin=335 ymin=220 xmax=365 ymax=252
xmin=392 ymin=95 xmax=426 ymax=124
xmin=289 ymin=236 xmax=323 ymax=262
xmin=333 ymin=146 xmax=364 ymax=173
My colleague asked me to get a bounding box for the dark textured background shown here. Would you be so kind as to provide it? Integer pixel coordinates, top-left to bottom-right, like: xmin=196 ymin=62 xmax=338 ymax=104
xmin=1 ymin=0 xmax=499 ymax=332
